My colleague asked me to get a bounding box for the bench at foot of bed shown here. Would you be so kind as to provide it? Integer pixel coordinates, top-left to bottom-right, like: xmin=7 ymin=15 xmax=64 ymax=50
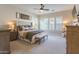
xmin=35 ymin=35 xmax=48 ymax=44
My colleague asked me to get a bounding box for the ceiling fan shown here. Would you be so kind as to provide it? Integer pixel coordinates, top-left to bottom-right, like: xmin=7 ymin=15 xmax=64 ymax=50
xmin=34 ymin=4 xmax=50 ymax=11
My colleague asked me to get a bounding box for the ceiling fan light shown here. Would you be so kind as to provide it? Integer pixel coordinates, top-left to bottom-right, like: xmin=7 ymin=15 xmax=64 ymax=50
xmin=39 ymin=10 xmax=44 ymax=13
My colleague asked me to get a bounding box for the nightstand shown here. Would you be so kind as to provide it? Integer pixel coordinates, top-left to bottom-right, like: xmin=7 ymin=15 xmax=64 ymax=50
xmin=10 ymin=31 xmax=18 ymax=41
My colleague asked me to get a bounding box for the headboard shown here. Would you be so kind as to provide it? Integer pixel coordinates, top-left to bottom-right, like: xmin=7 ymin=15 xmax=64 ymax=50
xmin=17 ymin=20 xmax=32 ymax=26
xmin=17 ymin=20 xmax=32 ymax=31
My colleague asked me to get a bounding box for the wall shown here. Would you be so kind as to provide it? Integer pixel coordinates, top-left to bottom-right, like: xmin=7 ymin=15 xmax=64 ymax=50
xmin=37 ymin=10 xmax=73 ymax=23
xmin=0 ymin=4 xmax=37 ymax=26
xmin=0 ymin=5 xmax=74 ymax=30
xmin=37 ymin=10 xmax=73 ymax=31
xmin=0 ymin=5 xmax=16 ymax=25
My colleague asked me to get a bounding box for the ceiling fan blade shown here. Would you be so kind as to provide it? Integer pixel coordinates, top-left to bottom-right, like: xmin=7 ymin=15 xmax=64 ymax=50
xmin=43 ymin=9 xmax=49 ymax=11
xmin=34 ymin=8 xmax=49 ymax=11
xmin=34 ymin=4 xmax=50 ymax=11
xmin=34 ymin=8 xmax=40 ymax=10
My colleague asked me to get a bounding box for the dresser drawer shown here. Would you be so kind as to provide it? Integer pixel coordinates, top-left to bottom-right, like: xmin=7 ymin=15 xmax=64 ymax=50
xmin=0 ymin=31 xmax=10 ymax=54
xmin=66 ymin=26 xmax=79 ymax=54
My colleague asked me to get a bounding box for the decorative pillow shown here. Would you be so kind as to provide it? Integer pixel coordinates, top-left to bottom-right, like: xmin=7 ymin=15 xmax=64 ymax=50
xmin=18 ymin=26 xmax=23 ymax=31
xmin=23 ymin=27 xmax=29 ymax=31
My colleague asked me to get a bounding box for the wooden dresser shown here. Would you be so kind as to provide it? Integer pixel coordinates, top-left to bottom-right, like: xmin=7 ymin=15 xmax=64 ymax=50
xmin=66 ymin=26 xmax=79 ymax=54
xmin=0 ymin=29 xmax=10 ymax=54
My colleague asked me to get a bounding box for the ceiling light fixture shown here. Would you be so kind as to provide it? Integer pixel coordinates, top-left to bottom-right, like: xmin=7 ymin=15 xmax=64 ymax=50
xmin=39 ymin=9 xmax=44 ymax=13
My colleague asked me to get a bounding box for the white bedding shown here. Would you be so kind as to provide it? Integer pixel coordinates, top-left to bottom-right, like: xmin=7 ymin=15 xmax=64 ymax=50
xmin=18 ymin=30 xmax=47 ymax=44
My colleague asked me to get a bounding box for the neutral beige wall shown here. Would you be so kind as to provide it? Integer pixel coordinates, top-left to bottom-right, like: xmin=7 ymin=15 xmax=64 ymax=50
xmin=37 ymin=10 xmax=73 ymax=23
xmin=0 ymin=4 xmax=74 ymax=29
xmin=0 ymin=5 xmax=37 ymax=26
xmin=0 ymin=5 xmax=16 ymax=25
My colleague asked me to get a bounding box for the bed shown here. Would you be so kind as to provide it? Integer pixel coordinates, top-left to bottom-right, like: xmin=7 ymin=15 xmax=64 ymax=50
xmin=17 ymin=25 xmax=48 ymax=44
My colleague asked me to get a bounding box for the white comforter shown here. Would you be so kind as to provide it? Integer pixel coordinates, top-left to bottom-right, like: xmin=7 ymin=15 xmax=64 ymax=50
xmin=18 ymin=30 xmax=47 ymax=44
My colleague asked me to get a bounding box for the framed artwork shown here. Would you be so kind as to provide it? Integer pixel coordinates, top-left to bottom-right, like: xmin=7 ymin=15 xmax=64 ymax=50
xmin=16 ymin=12 xmax=31 ymax=20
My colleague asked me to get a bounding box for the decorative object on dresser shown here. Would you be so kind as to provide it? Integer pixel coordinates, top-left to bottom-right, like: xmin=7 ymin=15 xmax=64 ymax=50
xmin=7 ymin=20 xmax=17 ymax=31
xmin=66 ymin=26 xmax=79 ymax=54
xmin=0 ymin=29 xmax=10 ymax=54
xmin=7 ymin=20 xmax=18 ymax=41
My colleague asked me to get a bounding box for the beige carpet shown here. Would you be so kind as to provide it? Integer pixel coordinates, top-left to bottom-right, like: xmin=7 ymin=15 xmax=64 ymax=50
xmin=10 ymin=32 xmax=66 ymax=54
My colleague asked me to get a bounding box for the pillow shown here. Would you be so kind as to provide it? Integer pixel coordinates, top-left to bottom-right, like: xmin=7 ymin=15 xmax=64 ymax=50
xmin=22 ymin=26 xmax=30 ymax=31
xmin=18 ymin=26 xmax=23 ymax=31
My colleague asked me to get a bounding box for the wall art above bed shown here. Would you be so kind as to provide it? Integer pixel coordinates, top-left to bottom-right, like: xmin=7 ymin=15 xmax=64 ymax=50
xmin=16 ymin=12 xmax=31 ymax=20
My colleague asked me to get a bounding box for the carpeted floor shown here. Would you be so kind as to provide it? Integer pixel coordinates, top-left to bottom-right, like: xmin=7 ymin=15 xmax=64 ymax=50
xmin=10 ymin=31 xmax=66 ymax=54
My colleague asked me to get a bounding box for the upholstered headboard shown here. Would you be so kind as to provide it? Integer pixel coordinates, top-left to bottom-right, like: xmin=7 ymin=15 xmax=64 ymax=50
xmin=17 ymin=20 xmax=32 ymax=26
xmin=17 ymin=20 xmax=33 ymax=31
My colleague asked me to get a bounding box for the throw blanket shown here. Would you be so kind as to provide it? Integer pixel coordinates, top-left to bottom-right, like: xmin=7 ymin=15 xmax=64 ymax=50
xmin=25 ymin=30 xmax=43 ymax=42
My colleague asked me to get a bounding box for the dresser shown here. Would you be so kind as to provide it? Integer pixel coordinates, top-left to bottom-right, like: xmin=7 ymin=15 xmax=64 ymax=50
xmin=0 ymin=29 xmax=10 ymax=54
xmin=66 ymin=26 xmax=79 ymax=54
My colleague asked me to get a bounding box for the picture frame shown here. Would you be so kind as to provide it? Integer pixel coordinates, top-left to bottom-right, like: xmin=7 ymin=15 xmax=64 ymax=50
xmin=16 ymin=12 xmax=31 ymax=20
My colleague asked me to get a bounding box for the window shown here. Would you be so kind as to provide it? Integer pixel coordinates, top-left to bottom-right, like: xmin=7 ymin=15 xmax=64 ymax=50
xmin=40 ymin=18 xmax=49 ymax=30
xmin=39 ymin=16 xmax=63 ymax=31
xmin=55 ymin=16 xmax=63 ymax=31
xmin=49 ymin=18 xmax=55 ymax=31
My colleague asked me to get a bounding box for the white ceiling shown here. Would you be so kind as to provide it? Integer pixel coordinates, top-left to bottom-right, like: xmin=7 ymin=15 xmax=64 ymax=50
xmin=12 ymin=4 xmax=74 ymax=15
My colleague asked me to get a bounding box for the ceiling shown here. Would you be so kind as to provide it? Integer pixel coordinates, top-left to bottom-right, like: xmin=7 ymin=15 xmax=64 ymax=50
xmin=12 ymin=4 xmax=74 ymax=15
